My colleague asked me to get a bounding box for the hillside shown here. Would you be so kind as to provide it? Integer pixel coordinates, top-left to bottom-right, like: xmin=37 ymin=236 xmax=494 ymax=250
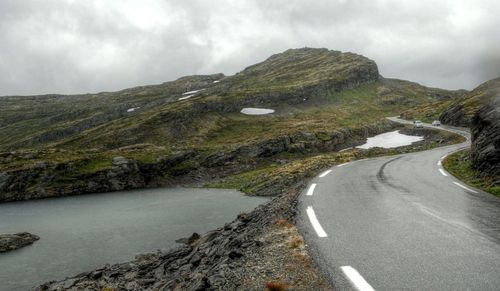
xmin=400 ymin=78 xmax=500 ymax=126
xmin=440 ymin=77 xmax=500 ymax=127
xmin=0 ymin=48 xmax=466 ymax=201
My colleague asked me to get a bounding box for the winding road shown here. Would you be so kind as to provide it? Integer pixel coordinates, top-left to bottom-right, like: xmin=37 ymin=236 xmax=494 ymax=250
xmin=299 ymin=118 xmax=500 ymax=290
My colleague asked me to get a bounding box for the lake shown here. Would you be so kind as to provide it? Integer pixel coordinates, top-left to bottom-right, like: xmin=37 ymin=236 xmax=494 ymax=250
xmin=0 ymin=187 xmax=267 ymax=291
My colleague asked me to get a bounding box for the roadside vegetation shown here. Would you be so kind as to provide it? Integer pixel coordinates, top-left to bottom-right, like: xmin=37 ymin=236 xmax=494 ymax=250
xmin=443 ymin=149 xmax=500 ymax=196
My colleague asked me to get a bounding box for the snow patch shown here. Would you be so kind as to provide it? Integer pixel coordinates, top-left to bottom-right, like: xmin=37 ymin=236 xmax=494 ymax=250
xmin=356 ymin=130 xmax=423 ymax=149
xmin=179 ymin=94 xmax=195 ymax=101
xmin=240 ymin=108 xmax=275 ymax=115
xmin=127 ymin=107 xmax=140 ymax=112
xmin=182 ymin=89 xmax=204 ymax=95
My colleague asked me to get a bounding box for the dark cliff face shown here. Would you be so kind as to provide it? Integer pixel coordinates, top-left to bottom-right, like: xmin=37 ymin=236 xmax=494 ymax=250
xmin=440 ymin=103 xmax=471 ymax=127
xmin=471 ymin=97 xmax=500 ymax=177
xmin=440 ymin=77 xmax=500 ymax=127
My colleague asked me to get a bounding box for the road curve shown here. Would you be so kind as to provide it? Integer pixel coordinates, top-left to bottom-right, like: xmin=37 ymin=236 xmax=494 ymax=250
xmin=298 ymin=118 xmax=500 ymax=290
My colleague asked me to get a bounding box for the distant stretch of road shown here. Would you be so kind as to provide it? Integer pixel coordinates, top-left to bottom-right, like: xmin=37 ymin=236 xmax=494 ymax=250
xmin=299 ymin=117 xmax=500 ymax=290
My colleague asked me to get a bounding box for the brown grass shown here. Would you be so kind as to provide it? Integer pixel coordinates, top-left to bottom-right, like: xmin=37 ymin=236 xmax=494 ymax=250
xmin=289 ymin=236 xmax=304 ymax=249
xmin=273 ymin=218 xmax=294 ymax=228
xmin=265 ymin=280 xmax=289 ymax=291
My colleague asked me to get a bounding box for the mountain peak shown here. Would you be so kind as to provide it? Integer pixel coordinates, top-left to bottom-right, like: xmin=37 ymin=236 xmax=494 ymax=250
xmin=229 ymin=47 xmax=379 ymax=93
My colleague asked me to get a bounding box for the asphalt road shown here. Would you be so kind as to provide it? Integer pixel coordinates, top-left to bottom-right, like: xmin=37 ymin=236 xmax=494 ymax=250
xmin=298 ymin=118 xmax=500 ymax=290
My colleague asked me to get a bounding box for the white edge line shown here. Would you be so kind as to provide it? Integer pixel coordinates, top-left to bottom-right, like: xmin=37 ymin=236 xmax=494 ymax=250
xmin=306 ymin=183 xmax=317 ymax=196
xmin=306 ymin=206 xmax=327 ymax=237
xmin=319 ymin=170 xmax=332 ymax=178
xmin=341 ymin=266 xmax=375 ymax=291
xmin=437 ymin=160 xmax=442 ymax=166
xmin=337 ymin=163 xmax=348 ymax=167
xmin=453 ymin=182 xmax=478 ymax=193
xmin=438 ymin=168 xmax=448 ymax=176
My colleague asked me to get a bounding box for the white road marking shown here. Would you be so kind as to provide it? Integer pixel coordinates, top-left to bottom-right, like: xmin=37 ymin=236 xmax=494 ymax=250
xmin=439 ymin=168 xmax=448 ymax=176
xmin=337 ymin=163 xmax=348 ymax=167
xmin=341 ymin=266 xmax=375 ymax=291
xmin=453 ymin=182 xmax=478 ymax=193
xmin=319 ymin=170 xmax=332 ymax=178
xmin=306 ymin=206 xmax=327 ymax=237
xmin=437 ymin=160 xmax=442 ymax=166
xmin=306 ymin=183 xmax=317 ymax=196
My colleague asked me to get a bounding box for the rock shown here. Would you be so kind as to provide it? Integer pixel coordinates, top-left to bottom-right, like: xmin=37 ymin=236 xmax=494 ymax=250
xmin=0 ymin=232 xmax=40 ymax=253
xmin=471 ymin=97 xmax=500 ymax=177
xmin=440 ymin=103 xmax=470 ymax=127
xmin=202 ymin=151 xmax=236 ymax=167
xmin=33 ymin=160 xmax=48 ymax=169
xmin=112 ymin=156 xmax=129 ymax=166
xmin=440 ymin=77 xmax=500 ymax=127
xmin=0 ymin=172 xmax=10 ymax=190
xmin=175 ymin=232 xmax=201 ymax=245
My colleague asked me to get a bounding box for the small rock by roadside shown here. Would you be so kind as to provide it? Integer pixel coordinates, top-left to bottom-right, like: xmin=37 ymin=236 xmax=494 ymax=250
xmin=0 ymin=232 xmax=40 ymax=253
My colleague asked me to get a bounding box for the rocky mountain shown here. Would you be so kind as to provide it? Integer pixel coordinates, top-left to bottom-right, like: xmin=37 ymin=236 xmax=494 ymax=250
xmin=470 ymin=87 xmax=500 ymax=178
xmin=440 ymin=77 xmax=500 ymax=127
xmin=0 ymin=47 xmax=467 ymax=201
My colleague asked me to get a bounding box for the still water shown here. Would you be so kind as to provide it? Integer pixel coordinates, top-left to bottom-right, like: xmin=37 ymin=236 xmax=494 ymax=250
xmin=0 ymin=187 xmax=267 ymax=290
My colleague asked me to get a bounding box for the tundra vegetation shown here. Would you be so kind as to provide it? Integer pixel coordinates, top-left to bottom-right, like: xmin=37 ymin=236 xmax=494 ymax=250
xmin=0 ymin=48 xmax=470 ymax=201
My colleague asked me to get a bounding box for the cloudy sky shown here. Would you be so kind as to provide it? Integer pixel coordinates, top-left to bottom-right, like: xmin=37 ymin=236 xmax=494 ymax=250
xmin=1 ymin=0 xmax=499 ymax=96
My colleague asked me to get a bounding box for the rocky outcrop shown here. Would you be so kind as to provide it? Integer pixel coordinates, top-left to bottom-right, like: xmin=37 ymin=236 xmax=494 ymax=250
xmin=0 ymin=151 xmax=196 ymax=202
xmin=0 ymin=122 xmax=399 ymax=202
xmin=439 ymin=103 xmax=471 ymax=127
xmin=0 ymin=232 xmax=39 ymax=253
xmin=440 ymin=77 xmax=500 ymax=127
xmin=470 ymin=97 xmax=500 ymax=177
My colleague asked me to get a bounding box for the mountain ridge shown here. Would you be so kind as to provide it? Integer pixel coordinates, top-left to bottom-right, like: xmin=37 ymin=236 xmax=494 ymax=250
xmin=0 ymin=47 xmax=474 ymax=201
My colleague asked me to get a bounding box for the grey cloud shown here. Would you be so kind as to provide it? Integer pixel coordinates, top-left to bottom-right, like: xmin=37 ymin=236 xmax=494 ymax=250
xmin=0 ymin=0 xmax=499 ymax=96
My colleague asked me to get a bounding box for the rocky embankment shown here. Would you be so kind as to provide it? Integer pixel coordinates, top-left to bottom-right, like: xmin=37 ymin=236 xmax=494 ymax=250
xmin=0 ymin=232 xmax=39 ymax=253
xmin=470 ymin=97 xmax=500 ymax=177
xmin=0 ymin=122 xmax=399 ymax=202
xmin=38 ymin=182 xmax=331 ymax=290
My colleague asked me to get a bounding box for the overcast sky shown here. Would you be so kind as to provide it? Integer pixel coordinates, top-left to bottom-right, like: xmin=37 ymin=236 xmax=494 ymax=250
xmin=1 ymin=0 xmax=499 ymax=96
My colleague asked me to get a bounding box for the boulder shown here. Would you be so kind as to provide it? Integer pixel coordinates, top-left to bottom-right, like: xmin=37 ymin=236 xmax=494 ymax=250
xmin=0 ymin=232 xmax=40 ymax=253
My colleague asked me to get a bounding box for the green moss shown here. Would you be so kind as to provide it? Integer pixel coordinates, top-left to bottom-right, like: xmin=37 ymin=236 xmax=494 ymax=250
xmin=316 ymin=132 xmax=331 ymax=141
xmin=78 ymin=158 xmax=112 ymax=174
xmin=443 ymin=149 xmax=500 ymax=196
xmin=205 ymin=164 xmax=279 ymax=192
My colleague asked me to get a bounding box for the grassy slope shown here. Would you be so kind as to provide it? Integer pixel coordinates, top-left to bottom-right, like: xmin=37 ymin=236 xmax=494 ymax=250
xmin=443 ymin=149 xmax=500 ymax=196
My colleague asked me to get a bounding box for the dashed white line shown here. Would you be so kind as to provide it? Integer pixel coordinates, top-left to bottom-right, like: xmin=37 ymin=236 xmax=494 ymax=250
xmin=439 ymin=168 xmax=448 ymax=176
xmin=453 ymin=182 xmax=478 ymax=193
xmin=337 ymin=163 xmax=348 ymax=167
xmin=306 ymin=206 xmax=327 ymax=237
xmin=319 ymin=170 xmax=332 ymax=178
xmin=437 ymin=160 xmax=442 ymax=166
xmin=341 ymin=266 xmax=375 ymax=291
xmin=306 ymin=183 xmax=317 ymax=196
